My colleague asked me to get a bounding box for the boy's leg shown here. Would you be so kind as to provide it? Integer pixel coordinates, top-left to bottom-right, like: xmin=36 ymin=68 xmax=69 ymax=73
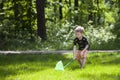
xmin=81 ymin=50 xmax=88 ymax=68
xmin=76 ymin=50 xmax=84 ymax=68
xmin=76 ymin=50 xmax=81 ymax=63
xmin=81 ymin=58 xmax=86 ymax=68
xmin=80 ymin=58 xmax=83 ymax=67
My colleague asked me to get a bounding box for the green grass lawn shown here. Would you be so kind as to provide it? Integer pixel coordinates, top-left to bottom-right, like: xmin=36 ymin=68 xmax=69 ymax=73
xmin=0 ymin=52 xmax=120 ymax=80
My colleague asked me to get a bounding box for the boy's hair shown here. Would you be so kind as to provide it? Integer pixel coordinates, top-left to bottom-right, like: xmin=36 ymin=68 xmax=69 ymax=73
xmin=75 ymin=26 xmax=84 ymax=33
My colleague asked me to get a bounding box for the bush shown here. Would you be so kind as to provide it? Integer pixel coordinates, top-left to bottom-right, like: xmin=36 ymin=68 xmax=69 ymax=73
xmin=45 ymin=21 xmax=118 ymax=50
xmin=0 ymin=20 xmax=119 ymax=50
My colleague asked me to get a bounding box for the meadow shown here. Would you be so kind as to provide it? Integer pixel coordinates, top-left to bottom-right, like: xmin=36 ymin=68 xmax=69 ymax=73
xmin=0 ymin=52 xmax=120 ymax=80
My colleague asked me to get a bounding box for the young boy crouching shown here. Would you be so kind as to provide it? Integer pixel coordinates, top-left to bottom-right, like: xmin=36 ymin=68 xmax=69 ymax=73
xmin=73 ymin=26 xmax=90 ymax=69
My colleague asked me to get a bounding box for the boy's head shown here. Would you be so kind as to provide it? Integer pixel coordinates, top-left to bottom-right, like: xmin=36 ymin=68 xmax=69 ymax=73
xmin=75 ymin=26 xmax=84 ymax=38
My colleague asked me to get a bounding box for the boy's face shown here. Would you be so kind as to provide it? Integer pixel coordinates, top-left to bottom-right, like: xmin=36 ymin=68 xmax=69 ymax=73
xmin=75 ymin=32 xmax=83 ymax=38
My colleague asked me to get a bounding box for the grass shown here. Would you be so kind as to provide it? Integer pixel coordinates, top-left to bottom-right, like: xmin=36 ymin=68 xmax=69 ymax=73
xmin=0 ymin=52 xmax=120 ymax=80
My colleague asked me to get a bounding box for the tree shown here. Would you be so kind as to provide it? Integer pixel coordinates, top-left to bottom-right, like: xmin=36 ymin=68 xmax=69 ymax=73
xmin=68 ymin=0 xmax=71 ymax=21
xmin=74 ymin=0 xmax=78 ymax=24
xmin=59 ymin=0 xmax=63 ymax=19
xmin=36 ymin=0 xmax=47 ymax=41
xmin=96 ymin=0 xmax=101 ymax=25
xmin=113 ymin=0 xmax=120 ymax=41
xmin=65 ymin=0 xmax=72 ymax=21
xmin=88 ymin=0 xmax=93 ymax=21
xmin=0 ymin=0 xmax=3 ymax=9
xmin=26 ymin=0 xmax=32 ymax=37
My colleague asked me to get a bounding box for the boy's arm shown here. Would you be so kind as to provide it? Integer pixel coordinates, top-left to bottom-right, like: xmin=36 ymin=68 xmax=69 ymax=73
xmin=82 ymin=38 xmax=89 ymax=53
xmin=73 ymin=45 xmax=76 ymax=59
xmin=81 ymin=45 xmax=89 ymax=55
xmin=82 ymin=45 xmax=89 ymax=52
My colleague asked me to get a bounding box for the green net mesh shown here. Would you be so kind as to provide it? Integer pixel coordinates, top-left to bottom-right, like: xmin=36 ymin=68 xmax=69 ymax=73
xmin=55 ymin=60 xmax=64 ymax=71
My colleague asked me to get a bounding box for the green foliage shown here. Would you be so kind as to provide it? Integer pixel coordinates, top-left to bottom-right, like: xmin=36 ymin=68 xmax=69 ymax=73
xmin=0 ymin=0 xmax=119 ymax=50
xmin=85 ymin=23 xmax=117 ymax=49
xmin=45 ymin=21 xmax=119 ymax=50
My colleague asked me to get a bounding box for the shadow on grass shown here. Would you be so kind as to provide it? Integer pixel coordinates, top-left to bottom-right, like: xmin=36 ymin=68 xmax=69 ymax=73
xmin=0 ymin=54 xmax=71 ymax=78
xmin=102 ymin=57 xmax=120 ymax=64
xmin=0 ymin=68 xmax=17 ymax=78
xmin=86 ymin=52 xmax=120 ymax=65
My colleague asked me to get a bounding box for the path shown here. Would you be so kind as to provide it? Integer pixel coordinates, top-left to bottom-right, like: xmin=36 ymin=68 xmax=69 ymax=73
xmin=0 ymin=50 xmax=120 ymax=55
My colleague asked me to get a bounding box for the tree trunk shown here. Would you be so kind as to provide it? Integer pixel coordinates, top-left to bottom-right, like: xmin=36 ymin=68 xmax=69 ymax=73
xmin=74 ymin=0 xmax=78 ymax=10
xmin=74 ymin=0 xmax=78 ymax=24
xmin=65 ymin=0 xmax=72 ymax=21
xmin=69 ymin=0 xmax=71 ymax=21
xmin=118 ymin=0 xmax=120 ymax=18
xmin=13 ymin=0 xmax=19 ymax=37
xmin=13 ymin=0 xmax=19 ymax=20
xmin=88 ymin=0 xmax=93 ymax=21
xmin=27 ymin=0 xmax=32 ymax=37
xmin=53 ymin=1 xmax=57 ymax=23
xmin=36 ymin=0 xmax=47 ymax=41
xmin=96 ymin=0 xmax=101 ymax=25
xmin=0 ymin=0 xmax=3 ymax=10
xmin=59 ymin=0 xmax=63 ymax=20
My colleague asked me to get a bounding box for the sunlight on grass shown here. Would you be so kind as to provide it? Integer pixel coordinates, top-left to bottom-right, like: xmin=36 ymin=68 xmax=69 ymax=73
xmin=0 ymin=52 xmax=120 ymax=80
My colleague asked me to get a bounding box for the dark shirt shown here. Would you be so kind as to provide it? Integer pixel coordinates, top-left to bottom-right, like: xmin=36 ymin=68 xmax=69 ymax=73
xmin=73 ymin=36 xmax=90 ymax=50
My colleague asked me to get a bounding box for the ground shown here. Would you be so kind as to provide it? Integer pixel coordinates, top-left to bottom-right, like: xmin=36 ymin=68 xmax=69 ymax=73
xmin=0 ymin=52 xmax=120 ymax=80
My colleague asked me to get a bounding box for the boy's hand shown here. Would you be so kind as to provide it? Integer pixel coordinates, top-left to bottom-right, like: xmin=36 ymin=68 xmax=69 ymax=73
xmin=73 ymin=56 xmax=76 ymax=60
xmin=73 ymin=53 xmax=77 ymax=60
xmin=81 ymin=51 xmax=84 ymax=55
xmin=80 ymin=51 xmax=84 ymax=58
xmin=73 ymin=46 xmax=76 ymax=60
xmin=80 ymin=54 xmax=84 ymax=58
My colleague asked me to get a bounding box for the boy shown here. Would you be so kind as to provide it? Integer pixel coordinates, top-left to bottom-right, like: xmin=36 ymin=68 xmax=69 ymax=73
xmin=73 ymin=26 xmax=90 ymax=69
